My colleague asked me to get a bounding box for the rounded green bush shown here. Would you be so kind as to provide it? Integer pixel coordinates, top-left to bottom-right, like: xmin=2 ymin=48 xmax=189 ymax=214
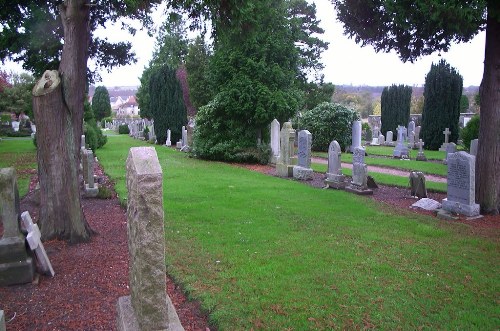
xmin=460 ymin=115 xmax=479 ymax=150
xmin=298 ymin=102 xmax=359 ymax=151
xmin=118 ymin=124 xmax=130 ymax=134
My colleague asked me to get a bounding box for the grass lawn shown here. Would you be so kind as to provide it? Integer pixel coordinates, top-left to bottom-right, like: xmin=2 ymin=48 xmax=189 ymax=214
xmin=98 ymin=135 xmax=498 ymax=330
xmin=0 ymin=139 xmax=37 ymax=197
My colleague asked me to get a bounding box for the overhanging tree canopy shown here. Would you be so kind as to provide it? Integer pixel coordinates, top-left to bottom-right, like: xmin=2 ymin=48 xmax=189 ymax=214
xmin=332 ymin=0 xmax=499 ymax=214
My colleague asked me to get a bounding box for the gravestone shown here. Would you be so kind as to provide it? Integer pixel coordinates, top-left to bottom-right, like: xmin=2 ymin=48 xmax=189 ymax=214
xmin=83 ymin=149 xmax=98 ymax=197
xmin=408 ymin=131 xmax=415 ymax=149
xmin=276 ymin=122 xmax=296 ymax=177
xmin=411 ymin=198 xmax=441 ymax=211
xmin=116 ymin=147 xmax=183 ymax=331
xmin=324 ymin=140 xmax=345 ymax=189
xmin=180 ymin=126 xmax=189 ymax=152
xmin=370 ymin=137 xmax=380 ymax=146
xmin=385 ymin=131 xmax=394 ymax=146
xmin=443 ymin=142 xmax=457 ymax=165
xmin=439 ymin=128 xmax=451 ymax=151
xmin=440 ymin=152 xmax=480 ymax=217
xmin=0 ymin=309 xmax=4 ymax=331
xmin=416 ymin=139 xmax=427 ymax=161
xmin=393 ymin=126 xmax=409 ymax=158
xmin=409 ymin=171 xmax=427 ymax=198
xmin=415 ymin=126 xmax=421 ymax=142
xmin=470 ymin=139 xmax=478 ymax=156
xmin=165 ymin=129 xmax=171 ymax=147
xmin=31 ymin=124 xmax=36 ymax=134
xmin=345 ymin=147 xmax=373 ymax=195
xmin=21 ymin=211 xmax=55 ymax=277
xmin=11 ymin=121 xmax=20 ymax=132
xmin=350 ymin=120 xmax=362 ymax=152
xmin=270 ymin=119 xmax=280 ymax=164
xmin=187 ymin=125 xmax=194 ymax=147
xmin=408 ymin=121 xmax=415 ymax=137
xmin=378 ymin=134 xmax=385 ymax=145
xmin=293 ymin=130 xmax=313 ymax=180
xmin=0 ymin=168 xmax=34 ymax=286
xmin=81 ymin=135 xmax=86 ymax=151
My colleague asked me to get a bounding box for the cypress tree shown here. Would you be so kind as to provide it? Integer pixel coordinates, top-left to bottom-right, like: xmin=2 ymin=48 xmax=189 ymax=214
xmin=381 ymin=84 xmax=412 ymax=135
xmin=421 ymin=59 xmax=463 ymax=150
xmin=149 ymin=64 xmax=187 ymax=144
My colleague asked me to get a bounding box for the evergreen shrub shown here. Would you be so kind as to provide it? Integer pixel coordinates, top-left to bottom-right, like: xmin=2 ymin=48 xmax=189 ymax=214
xmin=118 ymin=124 xmax=130 ymax=134
xmin=298 ymin=102 xmax=359 ymax=151
xmin=460 ymin=115 xmax=480 ymax=150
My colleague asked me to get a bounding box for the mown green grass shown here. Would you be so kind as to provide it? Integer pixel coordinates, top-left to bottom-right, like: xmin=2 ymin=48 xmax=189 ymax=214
xmin=314 ymin=151 xmax=448 ymax=176
xmin=0 ymin=139 xmax=37 ymax=197
xmin=98 ymin=135 xmax=498 ymax=330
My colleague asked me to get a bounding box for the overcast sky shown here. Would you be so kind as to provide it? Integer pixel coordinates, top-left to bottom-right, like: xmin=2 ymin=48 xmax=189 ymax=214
xmin=5 ymin=0 xmax=486 ymax=88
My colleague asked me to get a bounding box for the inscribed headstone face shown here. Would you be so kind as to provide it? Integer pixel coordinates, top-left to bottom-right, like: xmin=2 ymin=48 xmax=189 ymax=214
xmin=327 ymin=140 xmax=342 ymax=175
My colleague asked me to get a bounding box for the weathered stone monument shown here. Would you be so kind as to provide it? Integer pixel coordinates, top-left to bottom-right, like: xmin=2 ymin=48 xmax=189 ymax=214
xmin=439 ymin=127 xmax=451 ymax=151
xmin=415 ymin=126 xmax=421 ymax=142
xmin=443 ymin=142 xmax=457 ymax=165
xmin=409 ymin=171 xmax=427 ymax=198
xmin=378 ymin=133 xmax=385 ymax=146
xmin=324 ymin=140 xmax=345 ymax=189
xmin=21 ymin=211 xmax=55 ymax=277
xmin=470 ymin=139 xmax=478 ymax=156
xmin=0 ymin=168 xmax=34 ymax=286
xmin=393 ymin=125 xmax=409 ymax=158
xmin=416 ymin=139 xmax=427 ymax=161
xmin=345 ymin=147 xmax=373 ymax=195
xmin=83 ymin=149 xmax=98 ymax=197
xmin=116 ymin=147 xmax=183 ymax=331
xmin=408 ymin=120 xmax=415 ymax=137
xmin=385 ymin=130 xmax=394 ymax=146
xmin=350 ymin=120 xmax=362 ymax=152
xmin=270 ymin=119 xmax=280 ymax=164
xmin=440 ymin=152 xmax=480 ymax=217
xmin=180 ymin=126 xmax=189 ymax=152
xmin=276 ymin=122 xmax=296 ymax=177
xmin=293 ymin=130 xmax=313 ymax=180
xmin=408 ymin=131 xmax=415 ymax=149
xmin=165 ymin=129 xmax=171 ymax=147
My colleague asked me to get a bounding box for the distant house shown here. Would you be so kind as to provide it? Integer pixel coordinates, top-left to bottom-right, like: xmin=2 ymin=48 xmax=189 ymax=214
xmin=113 ymin=95 xmax=140 ymax=117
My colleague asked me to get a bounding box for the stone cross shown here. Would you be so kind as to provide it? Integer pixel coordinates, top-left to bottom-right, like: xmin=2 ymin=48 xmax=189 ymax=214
xmin=443 ymin=128 xmax=451 ymax=144
xmin=117 ymin=147 xmax=182 ymax=330
xmin=21 ymin=211 xmax=55 ymax=277
xmin=416 ymin=139 xmax=424 ymax=153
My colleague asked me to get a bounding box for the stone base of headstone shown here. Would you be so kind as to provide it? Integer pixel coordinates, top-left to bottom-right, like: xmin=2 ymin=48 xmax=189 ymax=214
xmin=324 ymin=174 xmax=346 ymax=189
xmin=165 ymin=140 xmax=171 ymax=147
xmin=344 ymin=184 xmax=373 ymax=195
xmin=370 ymin=138 xmax=379 ymax=146
xmin=276 ymin=163 xmax=294 ymax=177
xmin=176 ymin=141 xmax=182 ymax=149
xmin=439 ymin=143 xmax=449 ymax=152
xmin=0 ymin=237 xmax=35 ymax=286
xmin=441 ymin=198 xmax=480 ymax=217
xmin=393 ymin=145 xmax=409 ymax=158
xmin=116 ymin=295 xmax=184 ymax=331
xmin=0 ymin=309 xmax=5 ymax=331
xmin=84 ymin=184 xmax=99 ymax=198
xmin=416 ymin=153 xmax=427 ymax=161
xmin=292 ymin=166 xmax=313 ymax=180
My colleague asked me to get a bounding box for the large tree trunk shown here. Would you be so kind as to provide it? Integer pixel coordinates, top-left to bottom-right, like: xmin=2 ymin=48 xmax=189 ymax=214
xmin=32 ymin=0 xmax=93 ymax=242
xmin=476 ymin=2 xmax=500 ymax=214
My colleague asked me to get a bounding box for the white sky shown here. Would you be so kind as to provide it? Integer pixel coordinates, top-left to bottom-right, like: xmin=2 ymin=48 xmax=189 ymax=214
xmin=4 ymin=0 xmax=485 ymax=88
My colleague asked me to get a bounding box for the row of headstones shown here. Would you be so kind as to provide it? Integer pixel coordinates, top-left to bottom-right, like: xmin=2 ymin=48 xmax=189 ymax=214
xmin=163 ymin=125 xmax=194 ymax=153
xmin=127 ymin=119 xmax=156 ymax=142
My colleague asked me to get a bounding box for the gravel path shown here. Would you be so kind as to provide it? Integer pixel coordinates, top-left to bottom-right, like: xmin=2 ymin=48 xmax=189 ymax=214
xmin=311 ymin=157 xmax=447 ymax=183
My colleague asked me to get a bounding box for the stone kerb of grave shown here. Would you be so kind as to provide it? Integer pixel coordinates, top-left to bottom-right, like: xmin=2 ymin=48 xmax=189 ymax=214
xmin=324 ymin=140 xmax=345 ymax=189
xmin=440 ymin=151 xmax=480 ymax=217
xmin=116 ymin=147 xmax=183 ymax=331
xmin=0 ymin=168 xmax=35 ymax=286
xmin=293 ymin=130 xmax=313 ymax=180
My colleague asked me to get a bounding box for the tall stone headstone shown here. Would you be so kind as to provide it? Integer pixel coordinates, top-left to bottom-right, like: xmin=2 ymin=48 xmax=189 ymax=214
xmin=385 ymin=131 xmax=394 ymax=146
xmin=443 ymin=142 xmax=457 ymax=165
xmin=439 ymin=127 xmax=451 ymax=151
xmin=408 ymin=131 xmax=415 ymax=149
xmin=293 ymin=130 xmax=313 ymax=180
xmin=165 ymin=129 xmax=171 ymax=147
xmin=324 ymin=140 xmax=345 ymax=189
xmin=415 ymin=126 xmax=421 ymax=142
xmin=350 ymin=120 xmax=362 ymax=152
xmin=83 ymin=150 xmax=98 ymax=197
xmin=276 ymin=122 xmax=296 ymax=177
xmin=270 ymin=119 xmax=280 ymax=164
xmin=470 ymin=139 xmax=479 ymax=156
xmin=441 ymin=152 xmax=480 ymax=217
xmin=345 ymin=147 xmax=372 ymax=195
xmin=393 ymin=125 xmax=409 ymax=158
xmin=81 ymin=135 xmax=86 ymax=151
xmin=180 ymin=126 xmax=189 ymax=152
xmin=0 ymin=168 xmax=34 ymax=286
xmin=117 ymin=147 xmax=183 ymax=331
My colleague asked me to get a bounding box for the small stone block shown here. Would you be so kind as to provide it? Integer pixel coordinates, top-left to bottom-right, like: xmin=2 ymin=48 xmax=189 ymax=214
xmin=441 ymin=198 xmax=480 ymax=217
xmin=292 ymin=166 xmax=313 ymax=180
xmin=345 ymin=185 xmax=373 ymax=195
xmin=0 ymin=258 xmax=35 ymax=286
xmin=84 ymin=184 xmax=99 ymax=198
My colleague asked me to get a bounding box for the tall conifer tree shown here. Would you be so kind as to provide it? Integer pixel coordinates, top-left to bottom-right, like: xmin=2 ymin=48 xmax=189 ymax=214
xmin=380 ymin=84 xmax=412 ymax=135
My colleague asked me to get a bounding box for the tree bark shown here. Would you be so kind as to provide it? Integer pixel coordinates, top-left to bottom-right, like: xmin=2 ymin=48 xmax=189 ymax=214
xmin=476 ymin=1 xmax=500 ymax=214
xmin=32 ymin=0 xmax=93 ymax=243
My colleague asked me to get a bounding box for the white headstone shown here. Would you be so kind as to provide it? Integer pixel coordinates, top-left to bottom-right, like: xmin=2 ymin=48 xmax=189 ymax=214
xmin=165 ymin=129 xmax=171 ymax=147
xmin=378 ymin=134 xmax=385 ymax=145
xmin=325 ymin=140 xmax=345 ymax=189
xmin=408 ymin=121 xmax=415 ymax=135
xmin=443 ymin=142 xmax=457 ymax=164
xmin=441 ymin=152 xmax=480 ymax=216
xmin=21 ymin=211 xmax=55 ymax=277
xmin=351 ymin=120 xmax=362 ymax=152
xmin=11 ymin=121 xmax=20 ymax=132
xmin=31 ymin=124 xmax=37 ymax=134
xmin=393 ymin=126 xmax=409 ymax=158
xmin=386 ymin=131 xmax=393 ymax=144
xmin=270 ymin=119 xmax=280 ymax=162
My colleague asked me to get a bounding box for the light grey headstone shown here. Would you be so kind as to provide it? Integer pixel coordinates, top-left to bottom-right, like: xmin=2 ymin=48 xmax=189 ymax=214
xmin=165 ymin=129 xmax=171 ymax=146
xmin=0 ymin=168 xmax=21 ymax=238
xmin=297 ymin=130 xmax=312 ymax=168
xmin=386 ymin=131 xmax=393 ymax=143
xmin=352 ymin=146 xmax=365 ymax=164
xmin=81 ymin=135 xmax=86 ymax=150
xmin=270 ymin=119 xmax=280 ymax=160
xmin=415 ymin=126 xmax=421 ymax=141
xmin=393 ymin=126 xmax=409 ymax=158
xmin=408 ymin=121 xmax=415 ymax=135
xmin=31 ymin=124 xmax=36 ymax=134
xmin=416 ymin=139 xmax=427 ymax=161
xmin=118 ymin=147 xmax=182 ymax=330
xmin=181 ymin=126 xmax=187 ymax=148
xmin=378 ymin=134 xmax=385 ymax=145
xmin=21 ymin=211 xmax=55 ymax=277
xmin=0 ymin=310 xmax=5 ymax=331
xmin=411 ymin=198 xmax=441 ymax=211
xmin=351 ymin=120 xmax=362 ymax=152
xmin=11 ymin=121 xmax=20 ymax=132
xmin=443 ymin=142 xmax=457 ymax=164
xmin=327 ymin=140 xmax=342 ymax=175
xmin=442 ymin=151 xmax=480 ymax=216
xmin=470 ymin=139 xmax=478 ymax=156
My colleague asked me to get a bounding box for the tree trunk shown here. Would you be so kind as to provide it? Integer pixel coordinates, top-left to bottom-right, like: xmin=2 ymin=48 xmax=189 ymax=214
xmin=476 ymin=2 xmax=500 ymax=214
xmin=32 ymin=0 xmax=93 ymax=243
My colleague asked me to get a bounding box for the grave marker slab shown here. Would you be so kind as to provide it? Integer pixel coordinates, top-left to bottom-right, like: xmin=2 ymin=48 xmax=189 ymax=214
xmin=350 ymin=120 xmax=362 ymax=152
xmin=270 ymin=119 xmax=280 ymax=164
xmin=385 ymin=131 xmax=394 ymax=146
xmin=276 ymin=122 xmax=296 ymax=177
xmin=293 ymin=130 xmax=313 ymax=180
xmin=411 ymin=198 xmax=441 ymax=211
xmin=345 ymin=147 xmax=372 ymax=195
xmin=324 ymin=140 xmax=345 ymax=189
xmin=21 ymin=211 xmax=55 ymax=277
